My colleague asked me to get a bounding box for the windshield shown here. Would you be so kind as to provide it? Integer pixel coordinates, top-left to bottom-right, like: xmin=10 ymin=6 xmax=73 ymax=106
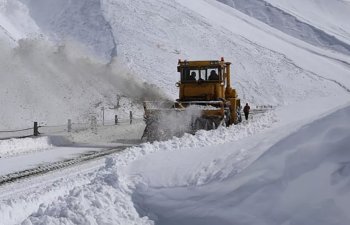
xmin=181 ymin=67 xmax=221 ymax=82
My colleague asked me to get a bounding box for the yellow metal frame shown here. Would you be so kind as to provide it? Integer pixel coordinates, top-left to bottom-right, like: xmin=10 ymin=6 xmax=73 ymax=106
xmin=177 ymin=58 xmax=241 ymax=124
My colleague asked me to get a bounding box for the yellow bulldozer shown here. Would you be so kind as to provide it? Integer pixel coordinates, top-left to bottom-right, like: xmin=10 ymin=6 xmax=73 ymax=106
xmin=142 ymin=57 xmax=242 ymax=141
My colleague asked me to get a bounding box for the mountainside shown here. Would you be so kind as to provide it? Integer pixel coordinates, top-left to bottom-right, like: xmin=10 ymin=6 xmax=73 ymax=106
xmin=218 ymin=0 xmax=350 ymax=55
xmin=0 ymin=0 xmax=349 ymax=129
xmin=265 ymin=0 xmax=350 ymax=45
xmin=0 ymin=0 xmax=160 ymax=129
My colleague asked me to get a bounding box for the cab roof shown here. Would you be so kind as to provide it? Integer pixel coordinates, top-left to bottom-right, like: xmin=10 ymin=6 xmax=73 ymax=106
xmin=177 ymin=59 xmax=231 ymax=68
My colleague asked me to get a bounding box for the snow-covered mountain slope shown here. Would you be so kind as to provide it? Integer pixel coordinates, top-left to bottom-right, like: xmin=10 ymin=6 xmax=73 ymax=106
xmin=0 ymin=39 xmax=163 ymax=129
xmin=0 ymin=1 xmax=164 ymax=129
xmin=21 ymin=0 xmax=117 ymax=61
xmin=0 ymin=0 xmax=41 ymax=44
xmin=217 ymin=0 xmax=350 ymax=55
xmin=0 ymin=0 xmax=349 ymax=129
xmin=265 ymin=0 xmax=350 ymax=46
xmin=102 ymin=0 xmax=350 ymax=101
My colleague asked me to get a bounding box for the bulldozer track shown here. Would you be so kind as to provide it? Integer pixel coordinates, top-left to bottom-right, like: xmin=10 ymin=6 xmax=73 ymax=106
xmin=0 ymin=147 xmax=128 ymax=186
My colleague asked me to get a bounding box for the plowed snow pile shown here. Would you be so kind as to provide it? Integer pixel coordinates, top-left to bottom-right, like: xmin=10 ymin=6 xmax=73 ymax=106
xmin=128 ymin=105 xmax=350 ymax=225
xmin=5 ymin=104 xmax=350 ymax=225
xmin=0 ymin=137 xmax=52 ymax=158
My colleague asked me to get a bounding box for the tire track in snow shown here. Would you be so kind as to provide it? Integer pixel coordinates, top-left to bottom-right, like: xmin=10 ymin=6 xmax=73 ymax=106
xmin=0 ymin=147 xmax=126 ymax=186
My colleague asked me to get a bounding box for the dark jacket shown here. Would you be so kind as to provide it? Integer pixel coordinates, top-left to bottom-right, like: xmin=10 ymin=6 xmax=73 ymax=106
xmin=243 ymin=105 xmax=250 ymax=114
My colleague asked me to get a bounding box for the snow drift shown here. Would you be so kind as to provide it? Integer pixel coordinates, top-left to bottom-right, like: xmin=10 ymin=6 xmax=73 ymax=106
xmin=130 ymin=104 xmax=350 ymax=225
xmin=8 ymin=103 xmax=350 ymax=225
xmin=0 ymin=136 xmax=52 ymax=158
xmin=13 ymin=109 xmax=275 ymax=225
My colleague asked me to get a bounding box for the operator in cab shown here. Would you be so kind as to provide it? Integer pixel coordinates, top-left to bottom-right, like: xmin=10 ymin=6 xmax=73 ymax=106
xmin=208 ymin=70 xmax=219 ymax=80
xmin=188 ymin=71 xmax=196 ymax=81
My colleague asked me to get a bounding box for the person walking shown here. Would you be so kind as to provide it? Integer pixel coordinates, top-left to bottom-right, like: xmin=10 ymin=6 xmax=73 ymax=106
xmin=243 ymin=103 xmax=250 ymax=120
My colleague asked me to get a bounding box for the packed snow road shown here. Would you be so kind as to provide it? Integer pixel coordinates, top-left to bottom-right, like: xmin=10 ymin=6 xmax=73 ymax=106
xmin=0 ymin=120 xmax=145 ymax=186
xmin=0 ymin=146 xmax=126 ymax=185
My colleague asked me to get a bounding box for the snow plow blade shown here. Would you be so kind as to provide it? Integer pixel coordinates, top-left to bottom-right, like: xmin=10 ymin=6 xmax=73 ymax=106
xmin=141 ymin=101 xmax=228 ymax=142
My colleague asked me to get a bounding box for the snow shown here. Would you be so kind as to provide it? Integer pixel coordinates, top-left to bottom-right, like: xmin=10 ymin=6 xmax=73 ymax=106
xmin=21 ymin=0 xmax=117 ymax=61
xmin=0 ymin=146 xmax=101 ymax=176
xmin=103 ymin=0 xmax=350 ymax=107
xmin=0 ymin=0 xmax=41 ymax=42
xmin=0 ymin=120 xmax=145 ymax=176
xmin=264 ymin=0 xmax=350 ymax=46
xmin=0 ymin=0 xmax=349 ymax=224
xmin=128 ymin=103 xmax=350 ymax=225
xmin=0 ymin=39 xmax=156 ymax=129
xmin=3 ymin=101 xmax=349 ymax=225
xmin=0 ymin=136 xmax=52 ymax=158
xmin=217 ymin=0 xmax=350 ymax=56
xmin=0 ymin=0 xmax=349 ymax=129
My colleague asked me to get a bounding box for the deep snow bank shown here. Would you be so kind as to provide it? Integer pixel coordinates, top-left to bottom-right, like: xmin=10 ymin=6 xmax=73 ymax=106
xmin=131 ymin=104 xmax=350 ymax=225
xmin=0 ymin=136 xmax=52 ymax=158
xmin=10 ymin=111 xmax=275 ymax=225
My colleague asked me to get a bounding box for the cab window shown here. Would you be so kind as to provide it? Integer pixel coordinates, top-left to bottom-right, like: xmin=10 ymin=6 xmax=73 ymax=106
xmin=181 ymin=68 xmax=221 ymax=82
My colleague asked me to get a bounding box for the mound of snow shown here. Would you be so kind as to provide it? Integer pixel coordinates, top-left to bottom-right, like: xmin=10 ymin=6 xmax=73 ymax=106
xmin=0 ymin=136 xmax=52 ymax=158
xmin=130 ymin=104 xmax=350 ymax=225
xmin=2 ymin=110 xmax=274 ymax=225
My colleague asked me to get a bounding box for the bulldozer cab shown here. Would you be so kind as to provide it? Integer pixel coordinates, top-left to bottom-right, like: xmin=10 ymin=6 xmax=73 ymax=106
xmin=177 ymin=59 xmax=228 ymax=101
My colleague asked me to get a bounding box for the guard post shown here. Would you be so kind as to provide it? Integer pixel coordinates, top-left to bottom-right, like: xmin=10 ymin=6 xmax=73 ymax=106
xmin=130 ymin=111 xmax=133 ymax=124
xmin=34 ymin=122 xmax=39 ymax=136
xmin=115 ymin=115 xmax=118 ymax=125
xmin=68 ymin=119 xmax=72 ymax=132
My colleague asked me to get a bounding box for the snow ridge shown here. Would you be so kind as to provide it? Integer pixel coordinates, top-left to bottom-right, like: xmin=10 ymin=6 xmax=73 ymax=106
xmin=217 ymin=0 xmax=350 ymax=56
xmin=0 ymin=137 xmax=52 ymax=158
